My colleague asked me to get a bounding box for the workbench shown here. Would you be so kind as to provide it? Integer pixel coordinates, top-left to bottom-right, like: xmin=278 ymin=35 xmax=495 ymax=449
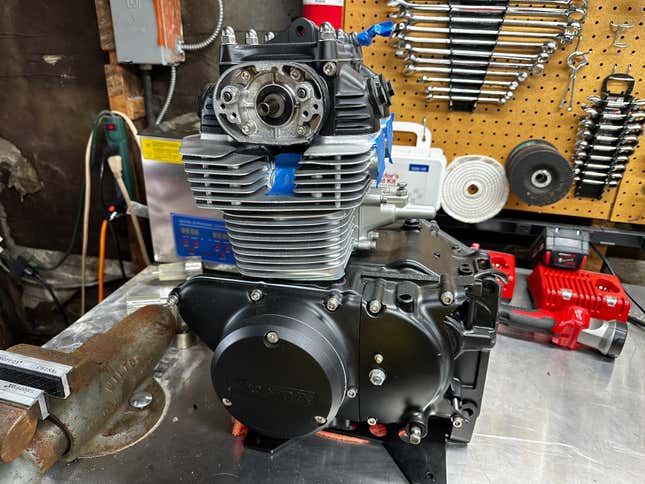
xmin=45 ymin=266 xmax=645 ymax=484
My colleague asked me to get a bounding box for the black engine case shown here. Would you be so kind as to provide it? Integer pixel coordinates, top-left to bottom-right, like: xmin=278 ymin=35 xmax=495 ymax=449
xmin=176 ymin=222 xmax=500 ymax=444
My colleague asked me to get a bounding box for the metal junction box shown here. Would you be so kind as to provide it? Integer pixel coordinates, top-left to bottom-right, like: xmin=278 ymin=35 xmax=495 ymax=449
xmin=109 ymin=0 xmax=185 ymax=65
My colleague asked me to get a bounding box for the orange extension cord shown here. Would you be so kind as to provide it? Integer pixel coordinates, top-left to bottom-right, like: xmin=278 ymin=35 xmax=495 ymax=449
xmin=97 ymin=219 xmax=108 ymax=303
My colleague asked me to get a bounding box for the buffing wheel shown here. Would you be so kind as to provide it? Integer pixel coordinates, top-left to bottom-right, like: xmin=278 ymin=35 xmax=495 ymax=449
xmin=441 ymin=155 xmax=509 ymax=223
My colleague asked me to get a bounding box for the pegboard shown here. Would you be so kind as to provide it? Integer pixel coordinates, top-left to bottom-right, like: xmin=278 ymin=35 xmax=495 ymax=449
xmin=345 ymin=1 xmax=645 ymax=224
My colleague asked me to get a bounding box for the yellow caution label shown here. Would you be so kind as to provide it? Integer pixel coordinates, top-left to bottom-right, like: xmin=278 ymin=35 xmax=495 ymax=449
xmin=141 ymin=138 xmax=183 ymax=164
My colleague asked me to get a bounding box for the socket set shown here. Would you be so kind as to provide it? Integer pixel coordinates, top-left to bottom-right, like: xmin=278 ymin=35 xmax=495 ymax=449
xmin=389 ymin=0 xmax=589 ymax=112
xmin=574 ymin=69 xmax=644 ymax=199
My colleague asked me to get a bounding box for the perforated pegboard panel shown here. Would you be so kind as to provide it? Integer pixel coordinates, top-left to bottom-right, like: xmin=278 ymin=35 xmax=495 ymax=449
xmin=345 ymin=1 xmax=644 ymax=223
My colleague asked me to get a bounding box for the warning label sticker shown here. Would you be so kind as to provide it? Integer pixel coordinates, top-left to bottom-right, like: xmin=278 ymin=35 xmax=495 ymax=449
xmin=141 ymin=138 xmax=183 ymax=164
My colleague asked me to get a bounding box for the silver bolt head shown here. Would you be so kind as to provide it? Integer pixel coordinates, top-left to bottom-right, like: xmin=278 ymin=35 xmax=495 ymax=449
xmin=323 ymin=62 xmax=337 ymax=76
xmin=296 ymin=125 xmax=308 ymax=136
xmin=222 ymin=398 xmax=232 ymax=407
xmin=441 ymin=291 xmax=454 ymax=306
xmin=129 ymin=391 xmax=153 ymax=409
xmin=346 ymin=387 xmax=358 ymax=399
xmin=249 ymin=289 xmax=263 ymax=301
xmin=368 ymin=300 xmax=382 ymax=314
xmin=290 ymin=69 xmax=303 ymax=81
xmin=265 ymin=331 xmax=280 ymax=345
xmin=240 ymin=70 xmax=252 ymax=82
xmin=325 ymin=296 xmax=341 ymax=312
xmin=314 ymin=415 xmax=327 ymax=425
xmin=452 ymin=416 xmax=464 ymax=428
xmin=369 ymin=368 xmax=387 ymax=386
xmin=409 ymin=426 xmax=422 ymax=445
xmin=367 ymin=417 xmax=378 ymax=426
xmin=374 ymin=353 xmax=384 ymax=365
xmin=241 ymin=122 xmax=256 ymax=135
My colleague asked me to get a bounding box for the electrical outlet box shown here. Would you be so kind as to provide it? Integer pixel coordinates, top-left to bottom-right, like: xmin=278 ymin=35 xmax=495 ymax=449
xmin=109 ymin=0 xmax=185 ymax=65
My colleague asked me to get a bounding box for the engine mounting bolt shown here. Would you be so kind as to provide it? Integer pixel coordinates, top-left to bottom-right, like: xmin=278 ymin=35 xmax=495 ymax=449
xmin=240 ymin=70 xmax=252 ymax=82
xmin=290 ymin=69 xmax=303 ymax=81
xmin=129 ymin=391 xmax=153 ymax=410
xmin=265 ymin=331 xmax=280 ymax=345
xmin=314 ymin=416 xmax=327 ymax=425
xmin=367 ymin=417 xmax=378 ymax=426
xmin=368 ymin=300 xmax=382 ymax=315
xmin=452 ymin=416 xmax=464 ymax=428
xmin=374 ymin=353 xmax=384 ymax=365
xmin=222 ymin=398 xmax=232 ymax=407
xmin=346 ymin=387 xmax=358 ymax=399
xmin=249 ymin=289 xmax=264 ymax=302
xmin=296 ymin=126 xmax=308 ymax=136
xmin=409 ymin=426 xmax=422 ymax=445
xmin=325 ymin=296 xmax=341 ymax=312
xmin=369 ymin=368 xmax=386 ymax=386
xmin=323 ymin=62 xmax=337 ymax=76
xmin=441 ymin=291 xmax=455 ymax=306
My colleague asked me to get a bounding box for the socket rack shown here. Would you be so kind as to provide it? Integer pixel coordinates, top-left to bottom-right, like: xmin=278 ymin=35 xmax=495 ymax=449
xmin=345 ymin=0 xmax=645 ymax=224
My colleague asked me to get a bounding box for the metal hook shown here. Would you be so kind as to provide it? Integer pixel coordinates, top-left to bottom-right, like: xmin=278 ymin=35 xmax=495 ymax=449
xmin=609 ymin=21 xmax=634 ymax=49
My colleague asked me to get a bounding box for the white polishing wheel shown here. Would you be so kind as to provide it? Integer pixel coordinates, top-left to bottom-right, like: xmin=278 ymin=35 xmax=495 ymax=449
xmin=441 ymin=155 xmax=509 ymax=224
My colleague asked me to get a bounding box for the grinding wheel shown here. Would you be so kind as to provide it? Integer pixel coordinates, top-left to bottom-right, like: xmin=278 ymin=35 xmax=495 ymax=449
xmin=441 ymin=155 xmax=509 ymax=223
xmin=506 ymin=140 xmax=574 ymax=206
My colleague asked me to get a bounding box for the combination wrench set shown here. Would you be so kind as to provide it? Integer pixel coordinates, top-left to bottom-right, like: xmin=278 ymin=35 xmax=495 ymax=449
xmin=389 ymin=0 xmax=589 ymax=111
xmin=574 ymin=69 xmax=645 ymax=199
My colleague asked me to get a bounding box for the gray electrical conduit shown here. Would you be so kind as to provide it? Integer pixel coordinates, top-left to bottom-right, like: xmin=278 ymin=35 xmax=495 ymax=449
xmin=155 ymin=0 xmax=225 ymax=125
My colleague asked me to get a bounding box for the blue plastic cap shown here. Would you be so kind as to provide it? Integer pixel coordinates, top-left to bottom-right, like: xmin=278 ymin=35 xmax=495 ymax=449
xmin=356 ymin=21 xmax=395 ymax=47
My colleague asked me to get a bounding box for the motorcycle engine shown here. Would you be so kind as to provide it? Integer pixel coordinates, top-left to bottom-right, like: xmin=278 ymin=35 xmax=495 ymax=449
xmin=174 ymin=17 xmax=501 ymax=458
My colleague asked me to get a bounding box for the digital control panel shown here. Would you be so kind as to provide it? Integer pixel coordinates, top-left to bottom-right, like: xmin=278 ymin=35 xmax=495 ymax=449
xmin=171 ymin=214 xmax=235 ymax=265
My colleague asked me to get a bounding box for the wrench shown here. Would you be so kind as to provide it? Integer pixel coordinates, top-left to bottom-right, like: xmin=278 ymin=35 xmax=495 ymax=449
xmin=426 ymin=93 xmax=508 ymax=104
xmin=388 ymin=2 xmax=588 ymax=21
xmin=399 ymin=43 xmax=550 ymax=62
xmin=405 ymin=63 xmax=530 ymax=80
xmin=418 ymin=75 xmax=520 ymax=89
xmin=391 ymin=11 xmax=582 ymax=31
xmin=396 ymin=34 xmax=557 ymax=52
xmin=395 ymin=22 xmax=569 ymax=41
xmin=407 ymin=54 xmax=544 ymax=75
xmin=426 ymin=86 xmax=514 ymax=99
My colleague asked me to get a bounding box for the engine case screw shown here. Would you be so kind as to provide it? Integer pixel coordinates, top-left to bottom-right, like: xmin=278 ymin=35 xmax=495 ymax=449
xmin=241 ymin=122 xmax=256 ymax=136
xmin=346 ymin=387 xmax=358 ymax=399
xmin=296 ymin=126 xmax=308 ymax=136
xmin=129 ymin=391 xmax=153 ymax=410
xmin=367 ymin=417 xmax=378 ymax=426
xmin=222 ymin=398 xmax=232 ymax=407
xmin=452 ymin=416 xmax=464 ymax=428
xmin=368 ymin=300 xmax=382 ymax=314
xmin=265 ymin=331 xmax=280 ymax=344
xmin=323 ymin=62 xmax=337 ymax=76
xmin=441 ymin=291 xmax=455 ymax=306
xmin=296 ymin=87 xmax=308 ymax=99
xmin=222 ymin=91 xmax=233 ymax=102
xmin=249 ymin=289 xmax=264 ymax=302
xmin=240 ymin=70 xmax=252 ymax=82
xmin=325 ymin=295 xmax=341 ymax=312
xmin=314 ymin=416 xmax=327 ymax=425
xmin=290 ymin=69 xmax=303 ymax=81
xmin=369 ymin=368 xmax=387 ymax=386
xmin=374 ymin=353 xmax=384 ymax=365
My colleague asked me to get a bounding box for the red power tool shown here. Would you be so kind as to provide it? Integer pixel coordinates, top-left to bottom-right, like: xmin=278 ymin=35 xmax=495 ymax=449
xmin=491 ymin=228 xmax=629 ymax=358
